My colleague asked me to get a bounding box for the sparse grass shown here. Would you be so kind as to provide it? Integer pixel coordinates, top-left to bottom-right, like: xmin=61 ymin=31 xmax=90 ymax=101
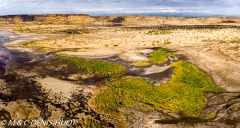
xmin=50 ymin=57 xmax=126 ymax=77
xmin=91 ymin=60 xmax=225 ymax=117
xmin=149 ymin=48 xmax=176 ymax=64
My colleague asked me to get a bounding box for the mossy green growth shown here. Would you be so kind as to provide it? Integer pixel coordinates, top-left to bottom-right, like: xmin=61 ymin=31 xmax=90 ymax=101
xmin=92 ymin=60 xmax=225 ymax=117
xmin=93 ymin=77 xmax=158 ymax=114
xmin=149 ymin=48 xmax=176 ymax=64
xmin=164 ymin=60 xmax=225 ymax=116
xmin=51 ymin=57 xmax=126 ymax=77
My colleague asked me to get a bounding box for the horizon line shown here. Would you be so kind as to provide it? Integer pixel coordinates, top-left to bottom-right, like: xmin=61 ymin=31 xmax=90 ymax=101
xmin=0 ymin=13 xmax=240 ymax=18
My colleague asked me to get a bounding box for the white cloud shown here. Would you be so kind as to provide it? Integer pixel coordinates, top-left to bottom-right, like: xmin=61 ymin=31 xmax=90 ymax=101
xmin=0 ymin=0 xmax=239 ymax=16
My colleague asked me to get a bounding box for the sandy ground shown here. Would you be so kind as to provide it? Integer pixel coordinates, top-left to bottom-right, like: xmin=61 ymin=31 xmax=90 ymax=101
xmin=36 ymin=77 xmax=88 ymax=104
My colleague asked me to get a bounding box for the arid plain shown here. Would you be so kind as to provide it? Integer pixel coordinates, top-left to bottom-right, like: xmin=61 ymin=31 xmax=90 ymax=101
xmin=0 ymin=15 xmax=240 ymax=128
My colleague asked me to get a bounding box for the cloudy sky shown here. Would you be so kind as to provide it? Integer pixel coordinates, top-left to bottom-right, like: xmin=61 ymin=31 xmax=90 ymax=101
xmin=0 ymin=0 xmax=239 ymax=16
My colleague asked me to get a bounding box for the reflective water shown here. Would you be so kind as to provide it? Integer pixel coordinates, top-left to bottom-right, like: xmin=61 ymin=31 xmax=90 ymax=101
xmin=0 ymin=30 xmax=14 ymax=75
xmin=0 ymin=30 xmax=15 ymax=44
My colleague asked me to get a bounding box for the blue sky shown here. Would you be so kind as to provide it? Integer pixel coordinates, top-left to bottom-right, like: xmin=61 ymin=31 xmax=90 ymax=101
xmin=0 ymin=0 xmax=240 ymax=16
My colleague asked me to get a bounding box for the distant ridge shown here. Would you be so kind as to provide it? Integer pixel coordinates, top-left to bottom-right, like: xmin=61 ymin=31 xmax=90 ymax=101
xmin=0 ymin=14 xmax=90 ymax=17
xmin=0 ymin=14 xmax=239 ymax=25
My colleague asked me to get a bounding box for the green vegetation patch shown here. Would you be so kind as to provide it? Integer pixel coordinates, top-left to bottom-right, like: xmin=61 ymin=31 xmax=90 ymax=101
xmin=92 ymin=60 xmax=224 ymax=117
xmin=149 ymin=48 xmax=176 ymax=64
xmin=51 ymin=57 xmax=126 ymax=77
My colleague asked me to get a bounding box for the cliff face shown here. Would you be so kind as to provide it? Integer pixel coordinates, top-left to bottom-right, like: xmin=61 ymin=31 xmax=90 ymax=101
xmin=0 ymin=14 xmax=240 ymax=25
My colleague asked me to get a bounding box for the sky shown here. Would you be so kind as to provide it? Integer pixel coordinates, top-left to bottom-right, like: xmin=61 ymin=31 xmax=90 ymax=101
xmin=0 ymin=0 xmax=240 ymax=16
